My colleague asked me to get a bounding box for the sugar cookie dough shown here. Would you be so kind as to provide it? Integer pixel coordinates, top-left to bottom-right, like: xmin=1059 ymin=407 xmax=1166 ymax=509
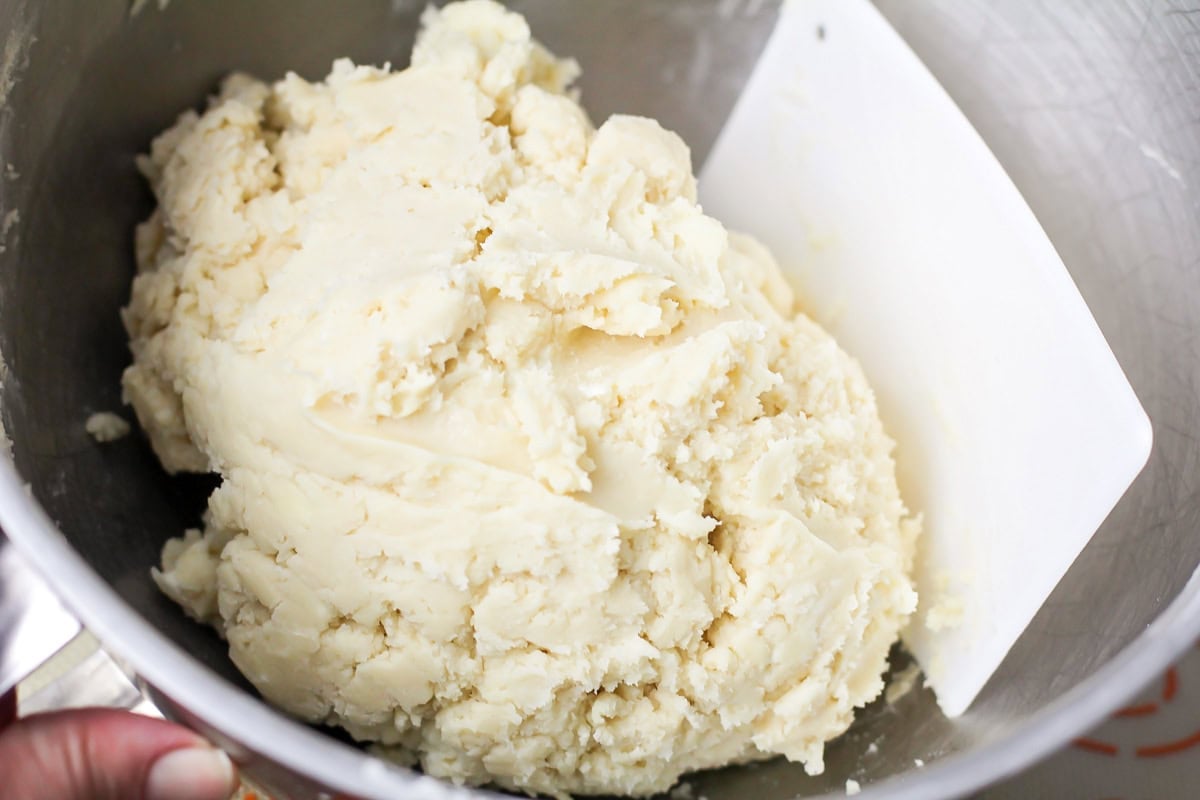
xmin=123 ymin=2 xmax=919 ymax=796
xmin=85 ymin=411 xmax=131 ymax=443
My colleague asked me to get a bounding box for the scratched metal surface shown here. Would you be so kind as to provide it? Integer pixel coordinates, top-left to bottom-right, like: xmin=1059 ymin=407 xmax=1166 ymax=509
xmin=0 ymin=1 xmax=1197 ymax=799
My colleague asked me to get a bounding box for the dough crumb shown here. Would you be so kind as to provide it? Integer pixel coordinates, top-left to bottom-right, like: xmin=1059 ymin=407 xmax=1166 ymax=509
xmin=130 ymin=0 xmax=170 ymax=15
xmin=925 ymin=594 xmax=965 ymax=632
xmin=923 ymin=569 xmax=966 ymax=632
xmin=128 ymin=0 xmax=919 ymax=796
xmin=884 ymin=662 xmax=923 ymax=705
xmin=85 ymin=411 xmax=131 ymax=443
xmin=669 ymin=783 xmax=694 ymax=800
xmin=846 ymin=778 xmax=862 ymax=796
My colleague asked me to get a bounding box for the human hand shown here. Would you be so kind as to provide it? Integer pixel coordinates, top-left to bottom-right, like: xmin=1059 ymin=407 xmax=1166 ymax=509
xmin=0 ymin=689 xmax=237 ymax=800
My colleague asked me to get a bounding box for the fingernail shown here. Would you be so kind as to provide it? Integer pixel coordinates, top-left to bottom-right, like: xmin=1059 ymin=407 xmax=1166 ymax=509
xmin=145 ymin=746 xmax=236 ymax=800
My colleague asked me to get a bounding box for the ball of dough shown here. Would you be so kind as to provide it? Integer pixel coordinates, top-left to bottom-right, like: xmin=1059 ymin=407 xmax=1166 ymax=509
xmin=126 ymin=2 xmax=918 ymax=796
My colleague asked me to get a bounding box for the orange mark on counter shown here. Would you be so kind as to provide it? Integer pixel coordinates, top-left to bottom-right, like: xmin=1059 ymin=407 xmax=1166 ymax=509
xmin=1113 ymin=702 xmax=1158 ymax=718
xmin=1163 ymin=667 xmax=1179 ymax=701
xmin=1136 ymin=729 xmax=1200 ymax=758
xmin=1073 ymin=737 xmax=1118 ymax=756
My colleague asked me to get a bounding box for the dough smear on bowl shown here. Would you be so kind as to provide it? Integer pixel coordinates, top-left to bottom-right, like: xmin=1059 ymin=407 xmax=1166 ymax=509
xmin=124 ymin=1 xmax=919 ymax=795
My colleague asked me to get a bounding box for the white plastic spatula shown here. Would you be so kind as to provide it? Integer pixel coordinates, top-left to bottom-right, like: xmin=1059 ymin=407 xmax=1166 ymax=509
xmin=0 ymin=536 xmax=80 ymax=699
xmin=699 ymin=0 xmax=1152 ymax=717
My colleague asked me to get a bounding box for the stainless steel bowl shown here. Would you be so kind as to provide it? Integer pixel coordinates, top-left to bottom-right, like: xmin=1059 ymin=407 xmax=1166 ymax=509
xmin=1 ymin=1 xmax=1197 ymax=798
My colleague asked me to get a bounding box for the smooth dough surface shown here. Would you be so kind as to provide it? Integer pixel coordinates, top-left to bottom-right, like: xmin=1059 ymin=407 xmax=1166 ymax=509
xmin=125 ymin=2 xmax=919 ymax=796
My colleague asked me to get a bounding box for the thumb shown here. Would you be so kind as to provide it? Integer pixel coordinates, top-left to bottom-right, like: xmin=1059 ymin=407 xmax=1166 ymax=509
xmin=0 ymin=706 xmax=237 ymax=800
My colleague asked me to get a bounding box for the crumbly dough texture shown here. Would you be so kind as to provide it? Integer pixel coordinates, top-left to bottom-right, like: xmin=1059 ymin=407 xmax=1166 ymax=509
xmin=85 ymin=411 xmax=131 ymax=443
xmin=125 ymin=2 xmax=919 ymax=796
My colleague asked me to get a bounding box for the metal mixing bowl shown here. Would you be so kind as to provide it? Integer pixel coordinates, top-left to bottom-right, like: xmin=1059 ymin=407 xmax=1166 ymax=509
xmin=0 ymin=1 xmax=1197 ymax=798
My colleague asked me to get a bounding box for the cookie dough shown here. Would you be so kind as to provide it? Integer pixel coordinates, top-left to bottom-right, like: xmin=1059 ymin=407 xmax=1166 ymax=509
xmin=124 ymin=1 xmax=919 ymax=795
xmin=85 ymin=411 xmax=131 ymax=443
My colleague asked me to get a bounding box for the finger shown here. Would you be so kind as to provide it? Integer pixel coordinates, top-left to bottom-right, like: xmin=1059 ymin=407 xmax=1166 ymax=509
xmin=0 ymin=688 xmax=15 ymax=731
xmin=0 ymin=707 xmax=236 ymax=800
